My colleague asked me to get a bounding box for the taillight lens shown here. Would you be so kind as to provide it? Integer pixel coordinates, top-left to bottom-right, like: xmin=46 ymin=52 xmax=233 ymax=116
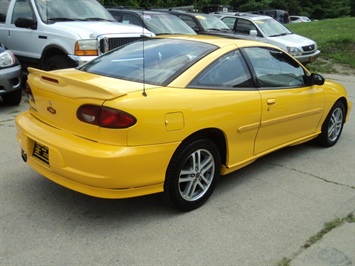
xmin=77 ymin=105 xmax=136 ymax=128
xmin=25 ymin=82 xmax=35 ymax=103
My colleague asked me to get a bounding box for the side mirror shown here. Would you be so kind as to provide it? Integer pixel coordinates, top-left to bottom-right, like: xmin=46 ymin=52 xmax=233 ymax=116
xmin=309 ymin=73 xmax=325 ymax=85
xmin=15 ymin=17 xmax=37 ymax=30
xmin=192 ymin=26 xmax=199 ymax=33
xmin=249 ymin=30 xmax=257 ymax=36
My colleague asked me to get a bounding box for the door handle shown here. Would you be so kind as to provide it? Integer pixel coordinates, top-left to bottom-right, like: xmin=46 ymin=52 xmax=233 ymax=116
xmin=267 ymin=98 xmax=276 ymax=105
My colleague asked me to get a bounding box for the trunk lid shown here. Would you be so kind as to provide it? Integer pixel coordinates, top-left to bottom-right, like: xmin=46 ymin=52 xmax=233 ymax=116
xmin=27 ymin=67 xmax=152 ymax=142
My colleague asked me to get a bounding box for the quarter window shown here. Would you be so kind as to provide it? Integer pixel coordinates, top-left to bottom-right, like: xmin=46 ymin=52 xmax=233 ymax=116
xmin=243 ymin=47 xmax=306 ymax=88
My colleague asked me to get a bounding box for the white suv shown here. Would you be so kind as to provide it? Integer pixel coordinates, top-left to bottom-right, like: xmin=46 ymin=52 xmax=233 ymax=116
xmin=215 ymin=13 xmax=320 ymax=64
xmin=0 ymin=0 xmax=154 ymax=70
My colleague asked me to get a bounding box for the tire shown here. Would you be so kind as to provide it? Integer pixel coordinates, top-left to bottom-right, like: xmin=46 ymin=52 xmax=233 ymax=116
xmin=2 ymin=89 xmax=22 ymax=106
xmin=44 ymin=55 xmax=74 ymax=70
xmin=316 ymin=101 xmax=345 ymax=147
xmin=164 ymin=138 xmax=221 ymax=211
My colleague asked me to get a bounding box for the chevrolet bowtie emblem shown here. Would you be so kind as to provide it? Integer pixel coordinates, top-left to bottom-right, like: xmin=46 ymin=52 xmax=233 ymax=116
xmin=47 ymin=100 xmax=56 ymax=114
xmin=47 ymin=106 xmax=56 ymax=114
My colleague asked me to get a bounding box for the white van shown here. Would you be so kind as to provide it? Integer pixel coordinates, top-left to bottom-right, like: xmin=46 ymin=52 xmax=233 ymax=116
xmin=214 ymin=13 xmax=320 ymax=64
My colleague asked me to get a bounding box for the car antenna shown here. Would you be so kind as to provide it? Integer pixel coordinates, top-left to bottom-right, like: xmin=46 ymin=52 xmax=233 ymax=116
xmin=142 ymin=7 xmax=147 ymax=97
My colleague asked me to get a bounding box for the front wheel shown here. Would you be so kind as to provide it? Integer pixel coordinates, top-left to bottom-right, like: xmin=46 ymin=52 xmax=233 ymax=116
xmin=316 ymin=101 xmax=345 ymax=147
xmin=164 ymin=138 xmax=221 ymax=211
xmin=44 ymin=55 xmax=74 ymax=70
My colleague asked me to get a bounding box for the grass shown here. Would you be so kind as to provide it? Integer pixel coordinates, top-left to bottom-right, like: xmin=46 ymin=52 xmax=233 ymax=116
xmin=302 ymin=213 xmax=355 ymax=249
xmin=287 ymin=17 xmax=355 ymax=73
xmin=276 ymin=212 xmax=355 ymax=266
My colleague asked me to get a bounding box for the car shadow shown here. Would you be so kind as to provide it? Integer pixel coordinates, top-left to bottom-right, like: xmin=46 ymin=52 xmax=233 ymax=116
xmin=17 ymin=141 xmax=322 ymax=225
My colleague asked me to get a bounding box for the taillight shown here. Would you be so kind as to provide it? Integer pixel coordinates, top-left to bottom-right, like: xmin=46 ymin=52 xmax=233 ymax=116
xmin=77 ymin=105 xmax=136 ymax=128
xmin=25 ymin=82 xmax=35 ymax=103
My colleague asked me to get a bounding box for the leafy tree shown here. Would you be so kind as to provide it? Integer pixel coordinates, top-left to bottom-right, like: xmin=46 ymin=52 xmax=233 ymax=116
xmin=98 ymin=0 xmax=352 ymax=18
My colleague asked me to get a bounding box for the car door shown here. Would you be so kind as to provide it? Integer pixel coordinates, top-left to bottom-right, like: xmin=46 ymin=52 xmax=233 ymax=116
xmin=188 ymin=49 xmax=262 ymax=166
xmin=234 ymin=18 xmax=261 ymax=37
xmin=4 ymin=0 xmax=37 ymax=57
xmin=242 ymin=47 xmax=325 ymax=154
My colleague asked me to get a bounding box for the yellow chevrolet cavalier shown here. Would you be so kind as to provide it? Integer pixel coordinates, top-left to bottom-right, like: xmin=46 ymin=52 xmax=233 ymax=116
xmin=16 ymin=35 xmax=351 ymax=211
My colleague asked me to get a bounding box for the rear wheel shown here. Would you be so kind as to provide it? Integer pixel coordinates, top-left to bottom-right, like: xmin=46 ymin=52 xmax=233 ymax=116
xmin=164 ymin=138 xmax=221 ymax=211
xmin=316 ymin=101 xmax=345 ymax=147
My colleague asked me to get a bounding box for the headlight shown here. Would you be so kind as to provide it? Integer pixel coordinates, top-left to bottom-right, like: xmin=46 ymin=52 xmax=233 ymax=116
xmin=0 ymin=50 xmax=16 ymax=67
xmin=287 ymin=47 xmax=302 ymax=56
xmin=74 ymin=40 xmax=98 ymax=56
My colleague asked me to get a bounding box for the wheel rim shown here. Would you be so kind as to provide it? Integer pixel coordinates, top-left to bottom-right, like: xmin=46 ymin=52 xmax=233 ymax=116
xmin=328 ymin=107 xmax=343 ymax=142
xmin=178 ymin=149 xmax=215 ymax=202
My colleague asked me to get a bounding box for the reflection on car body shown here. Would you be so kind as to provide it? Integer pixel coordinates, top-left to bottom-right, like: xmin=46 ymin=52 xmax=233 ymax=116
xmin=16 ymin=36 xmax=352 ymax=211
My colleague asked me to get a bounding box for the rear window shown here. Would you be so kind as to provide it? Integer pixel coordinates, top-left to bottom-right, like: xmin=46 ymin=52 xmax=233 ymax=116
xmin=79 ymin=38 xmax=217 ymax=86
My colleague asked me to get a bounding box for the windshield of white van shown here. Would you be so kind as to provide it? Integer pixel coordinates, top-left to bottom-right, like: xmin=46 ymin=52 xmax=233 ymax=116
xmin=35 ymin=0 xmax=115 ymax=23
xmin=255 ymin=18 xmax=292 ymax=37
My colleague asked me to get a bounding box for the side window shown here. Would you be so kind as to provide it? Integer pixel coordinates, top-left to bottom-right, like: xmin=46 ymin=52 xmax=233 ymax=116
xmin=11 ymin=0 xmax=34 ymax=24
xmin=243 ymin=47 xmax=306 ymax=88
xmin=188 ymin=49 xmax=254 ymax=90
xmin=0 ymin=0 xmax=10 ymax=23
xmin=178 ymin=15 xmax=198 ymax=32
xmin=236 ymin=19 xmax=256 ymax=35
xmin=122 ymin=14 xmax=142 ymax=27
xmin=221 ymin=17 xmax=236 ymax=30
xmin=108 ymin=11 xmax=122 ymax=22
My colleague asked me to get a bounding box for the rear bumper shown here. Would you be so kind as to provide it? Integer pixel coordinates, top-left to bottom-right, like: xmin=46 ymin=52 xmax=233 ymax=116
xmin=16 ymin=111 xmax=179 ymax=199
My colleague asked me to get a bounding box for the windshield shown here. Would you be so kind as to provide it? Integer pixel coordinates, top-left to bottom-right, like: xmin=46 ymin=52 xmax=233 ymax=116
xmin=35 ymin=0 xmax=115 ymax=23
xmin=142 ymin=13 xmax=196 ymax=35
xmin=78 ymin=38 xmax=217 ymax=86
xmin=195 ymin=14 xmax=231 ymax=31
xmin=255 ymin=18 xmax=292 ymax=37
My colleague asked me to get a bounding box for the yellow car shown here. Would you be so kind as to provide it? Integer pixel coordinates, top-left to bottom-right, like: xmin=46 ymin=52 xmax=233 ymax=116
xmin=16 ymin=35 xmax=351 ymax=211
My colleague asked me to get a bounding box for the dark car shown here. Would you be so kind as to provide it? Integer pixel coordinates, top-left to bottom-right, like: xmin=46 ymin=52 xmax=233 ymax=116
xmin=106 ymin=9 xmax=196 ymax=35
xmin=161 ymin=10 xmax=233 ymax=35
xmin=0 ymin=43 xmax=22 ymax=105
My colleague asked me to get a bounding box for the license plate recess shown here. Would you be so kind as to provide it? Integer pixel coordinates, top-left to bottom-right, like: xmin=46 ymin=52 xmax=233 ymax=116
xmin=33 ymin=142 xmax=49 ymax=165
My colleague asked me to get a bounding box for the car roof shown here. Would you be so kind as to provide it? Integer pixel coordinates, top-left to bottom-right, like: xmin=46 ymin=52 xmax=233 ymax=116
xmin=106 ymin=8 xmax=171 ymax=16
xmin=163 ymin=11 xmax=217 ymax=17
xmin=218 ymin=13 xmax=273 ymax=20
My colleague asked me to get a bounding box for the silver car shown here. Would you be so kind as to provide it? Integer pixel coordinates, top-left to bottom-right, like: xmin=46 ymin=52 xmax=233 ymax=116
xmin=214 ymin=13 xmax=320 ymax=64
xmin=290 ymin=16 xmax=312 ymax=23
xmin=0 ymin=43 xmax=22 ymax=105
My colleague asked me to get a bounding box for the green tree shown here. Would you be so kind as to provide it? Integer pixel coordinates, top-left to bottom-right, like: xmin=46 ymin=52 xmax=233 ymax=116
xmin=98 ymin=0 xmax=353 ymax=17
